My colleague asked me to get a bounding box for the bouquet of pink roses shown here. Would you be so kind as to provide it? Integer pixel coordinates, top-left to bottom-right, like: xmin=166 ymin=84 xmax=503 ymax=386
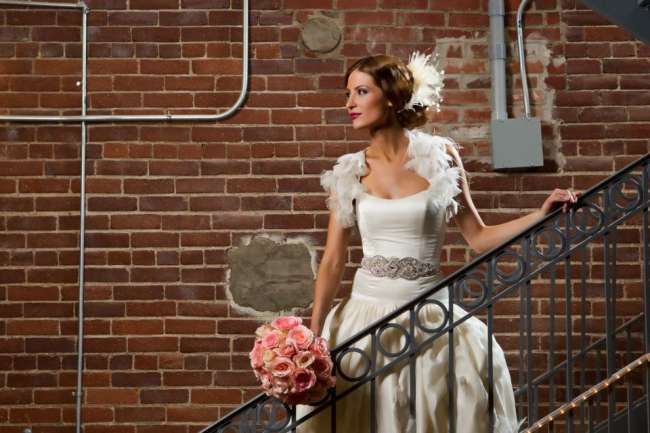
xmin=249 ymin=315 xmax=336 ymax=405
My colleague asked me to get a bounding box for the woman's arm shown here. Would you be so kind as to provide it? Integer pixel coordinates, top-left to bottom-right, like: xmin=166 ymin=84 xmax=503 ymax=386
xmin=310 ymin=203 xmax=352 ymax=336
xmin=447 ymin=144 xmax=578 ymax=255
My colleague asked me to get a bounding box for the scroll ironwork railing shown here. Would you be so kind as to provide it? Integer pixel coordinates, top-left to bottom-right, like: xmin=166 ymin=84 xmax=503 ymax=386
xmin=204 ymin=152 xmax=650 ymax=433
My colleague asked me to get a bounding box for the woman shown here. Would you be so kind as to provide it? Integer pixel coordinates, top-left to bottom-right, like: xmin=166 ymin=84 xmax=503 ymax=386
xmin=296 ymin=53 xmax=578 ymax=433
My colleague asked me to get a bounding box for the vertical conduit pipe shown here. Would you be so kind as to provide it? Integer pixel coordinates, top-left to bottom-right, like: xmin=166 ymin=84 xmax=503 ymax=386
xmin=517 ymin=0 xmax=533 ymax=118
xmin=75 ymin=6 xmax=89 ymax=433
xmin=489 ymin=0 xmax=508 ymax=121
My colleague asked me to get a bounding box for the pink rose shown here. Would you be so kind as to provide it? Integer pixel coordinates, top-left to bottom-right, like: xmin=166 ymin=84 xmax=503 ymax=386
xmin=249 ymin=340 xmax=264 ymax=369
xmin=272 ymin=377 xmax=291 ymax=395
xmin=271 ymin=316 xmax=302 ymax=331
xmin=262 ymin=349 xmax=276 ymax=364
xmin=277 ymin=343 xmax=296 ymax=358
xmin=262 ymin=330 xmax=284 ymax=349
xmin=311 ymin=336 xmax=330 ymax=356
xmin=255 ymin=324 xmax=274 ymax=338
xmin=292 ymin=368 xmax=317 ymax=393
xmin=311 ymin=356 xmax=333 ymax=379
xmin=269 ymin=356 xmax=295 ymax=378
xmin=260 ymin=372 xmax=273 ymax=390
xmin=293 ymin=350 xmax=315 ymax=368
xmin=286 ymin=325 xmax=314 ymax=350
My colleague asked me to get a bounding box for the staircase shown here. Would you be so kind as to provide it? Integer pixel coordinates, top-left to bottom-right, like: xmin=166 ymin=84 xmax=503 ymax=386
xmin=202 ymin=149 xmax=649 ymax=432
xmin=578 ymin=0 xmax=650 ymax=46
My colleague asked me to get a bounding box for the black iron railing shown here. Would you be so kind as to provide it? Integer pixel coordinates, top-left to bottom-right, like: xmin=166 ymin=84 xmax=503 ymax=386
xmin=204 ymin=153 xmax=650 ymax=433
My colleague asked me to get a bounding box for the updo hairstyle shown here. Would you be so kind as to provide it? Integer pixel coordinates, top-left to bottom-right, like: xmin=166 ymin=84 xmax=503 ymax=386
xmin=344 ymin=54 xmax=428 ymax=130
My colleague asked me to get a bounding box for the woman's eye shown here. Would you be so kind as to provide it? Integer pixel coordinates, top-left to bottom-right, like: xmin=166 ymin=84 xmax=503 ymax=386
xmin=358 ymin=89 xmax=367 ymax=95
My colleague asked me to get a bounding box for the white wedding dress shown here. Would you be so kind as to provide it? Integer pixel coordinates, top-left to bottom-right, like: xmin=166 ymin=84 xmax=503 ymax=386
xmin=295 ymin=128 xmax=520 ymax=433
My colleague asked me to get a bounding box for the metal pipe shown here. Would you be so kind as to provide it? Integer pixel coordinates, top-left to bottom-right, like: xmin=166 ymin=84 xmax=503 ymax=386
xmin=74 ymin=7 xmax=88 ymax=433
xmin=517 ymin=0 xmax=533 ymax=118
xmin=0 ymin=0 xmax=250 ymax=124
xmin=489 ymin=0 xmax=507 ymax=121
xmin=0 ymin=3 xmax=251 ymax=433
xmin=0 ymin=0 xmax=83 ymax=8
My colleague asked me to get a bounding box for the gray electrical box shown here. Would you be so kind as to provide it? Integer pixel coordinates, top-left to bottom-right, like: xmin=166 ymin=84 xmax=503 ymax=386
xmin=490 ymin=118 xmax=543 ymax=170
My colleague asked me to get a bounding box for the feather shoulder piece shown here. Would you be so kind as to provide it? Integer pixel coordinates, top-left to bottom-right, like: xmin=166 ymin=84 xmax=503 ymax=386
xmin=320 ymin=151 xmax=368 ymax=228
xmin=403 ymin=128 xmax=464 ymax=222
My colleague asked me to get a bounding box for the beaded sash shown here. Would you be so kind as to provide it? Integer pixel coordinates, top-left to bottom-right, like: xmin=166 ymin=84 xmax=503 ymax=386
xmin=360 ymin=254 xmax=438 ymax=280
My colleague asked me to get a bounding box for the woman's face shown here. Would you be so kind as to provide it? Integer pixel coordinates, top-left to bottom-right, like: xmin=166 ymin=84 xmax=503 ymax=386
xmin=345 ymin=69 xmax=393 ymax=130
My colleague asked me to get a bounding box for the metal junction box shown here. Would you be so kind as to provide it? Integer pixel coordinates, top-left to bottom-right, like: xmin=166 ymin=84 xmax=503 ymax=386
xmin=490 ymin=117 xmax=544 ymax=170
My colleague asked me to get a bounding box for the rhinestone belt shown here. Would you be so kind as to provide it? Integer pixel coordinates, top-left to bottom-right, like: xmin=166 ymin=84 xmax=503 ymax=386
xmin=360 ymin=255 xmax=438 ymax=280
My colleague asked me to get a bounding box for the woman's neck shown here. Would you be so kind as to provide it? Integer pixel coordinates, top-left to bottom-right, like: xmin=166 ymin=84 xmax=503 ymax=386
xmin=368 ymin=125 xmax=409 ymax=162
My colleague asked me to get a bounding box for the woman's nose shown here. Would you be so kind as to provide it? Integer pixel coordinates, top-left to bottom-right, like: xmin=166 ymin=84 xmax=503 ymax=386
xmin=346 ymin=95 xmax=355 ymax=109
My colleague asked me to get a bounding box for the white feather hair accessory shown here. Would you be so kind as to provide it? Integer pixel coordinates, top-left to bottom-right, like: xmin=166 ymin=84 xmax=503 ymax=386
xmin=402 ymin=51 xmax=445 ymax=113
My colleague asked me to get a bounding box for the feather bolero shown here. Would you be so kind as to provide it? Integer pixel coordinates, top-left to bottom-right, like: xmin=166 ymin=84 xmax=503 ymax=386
xmin=320 ymin=128 xmax=464 ymax=228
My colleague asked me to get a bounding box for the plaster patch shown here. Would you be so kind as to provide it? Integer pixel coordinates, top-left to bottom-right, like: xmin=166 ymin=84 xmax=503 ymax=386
xmin=451 ymin=125 xmax=489 ymax=141
xmin=225 ymin=233 xmax=318 ymax=318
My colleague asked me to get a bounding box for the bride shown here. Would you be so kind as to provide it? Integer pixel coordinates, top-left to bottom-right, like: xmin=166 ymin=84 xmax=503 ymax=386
xmin=296 ymin=52 xmax=578 ymax=433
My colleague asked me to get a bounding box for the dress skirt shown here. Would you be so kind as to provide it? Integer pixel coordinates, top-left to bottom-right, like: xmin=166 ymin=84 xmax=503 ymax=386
xmin=296 ymin=269 xmax=520 ymax=433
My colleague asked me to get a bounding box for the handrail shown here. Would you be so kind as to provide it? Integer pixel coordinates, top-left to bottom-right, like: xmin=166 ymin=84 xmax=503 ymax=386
xmin=522 ymin=353 xmax=650 ymax=433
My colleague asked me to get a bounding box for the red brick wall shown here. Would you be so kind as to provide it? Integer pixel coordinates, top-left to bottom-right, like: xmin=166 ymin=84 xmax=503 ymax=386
xmin=0 ymin=0 xmax=648 ymax=430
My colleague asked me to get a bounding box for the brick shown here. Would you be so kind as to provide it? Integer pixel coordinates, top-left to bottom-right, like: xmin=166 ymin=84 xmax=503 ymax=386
xmin=111 ymin=214 xmax=161 ymax=230
xmin=7 ymin=319 xmax=59 ymax=335
xmin=127 ymin=301 xmax=176 ymax=317
xmin=131 ymin=267 xmax=179 ymax=283
xmin=180 ymin=337 xmax=228 ymax=353
xmin=166 ymin=406 xmax=220 ymax=422
xmin=7 ymin=372 xmax=56 ymax=387
xmin=214 ymin=371 xmax=258 ymax=386
xmin=165 ymin=319 xmax=216 ymax=334
xmin=10 ymin=408 xmax=61 ymax=423
xmin=79 ymin=339 xmax=125 ymax=357
xmin=131 ymin=232 xmax=179 ymax=248
xmin=127 ymin=336 xmax=177 ymax=352
xmin=114 ymin=285 xmax=164 ymax=300
xmin=25 ymin=337 xmax=75 ymax=353
xmin=112 ymin=372 xmax=161 ymax=387
xmin=113 ymin=319 xmax=164 ymax=335
xmin=177 ymin=302 xmax=228 ymax=317
xmin=0 ymin=389 xmax=32 ymax=404
xmin=115 ymin=406 xmax=165 ymax=422
xmin=603 ymin=58 xmax=650 ymax=74
xmin=7 ymin=285 xmax=59 ymax=301
xmin=161 ymin=215 xmax=210 ymax=230
xmin=86 ymin=388 xmax=139 ymax=404
xmin=140 ymin=389 xmax=189 ymax=404
xmin=163 ymin=371 xmax=212 ymax=386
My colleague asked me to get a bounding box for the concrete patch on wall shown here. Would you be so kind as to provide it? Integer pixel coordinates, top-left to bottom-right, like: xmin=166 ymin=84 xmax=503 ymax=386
xmin=300 ymin=15 xmax=342 ymax=54
xmin=450 ymin=125 xmax=490 ymax=142
xmin=225 ymin=234 xmax=317 ymax=317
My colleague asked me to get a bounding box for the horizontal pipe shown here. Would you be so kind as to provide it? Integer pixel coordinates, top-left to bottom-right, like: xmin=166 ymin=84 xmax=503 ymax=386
xmin=0 ymin=0 xmax=250 ymax=124
xmin=0 ymin=109 xmax=248 ymax=123
xmin=0 ymin=0 xmax=84 ymax=8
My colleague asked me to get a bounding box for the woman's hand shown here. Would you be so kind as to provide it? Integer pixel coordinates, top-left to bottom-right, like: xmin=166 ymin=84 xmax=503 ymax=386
xmin=540 ymin=188 xmax=581 ymax=215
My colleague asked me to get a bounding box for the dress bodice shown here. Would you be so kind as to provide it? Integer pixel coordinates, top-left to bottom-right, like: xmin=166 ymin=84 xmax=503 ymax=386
xmin=356 ymin=189 xmax=447 ymax=268
xmin=319 ymin=128 xmax=465 ymax=302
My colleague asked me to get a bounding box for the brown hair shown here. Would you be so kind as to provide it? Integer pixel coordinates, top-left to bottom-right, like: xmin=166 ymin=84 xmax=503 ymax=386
xmin=344 ymin=54 xmax=428 ymax=130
